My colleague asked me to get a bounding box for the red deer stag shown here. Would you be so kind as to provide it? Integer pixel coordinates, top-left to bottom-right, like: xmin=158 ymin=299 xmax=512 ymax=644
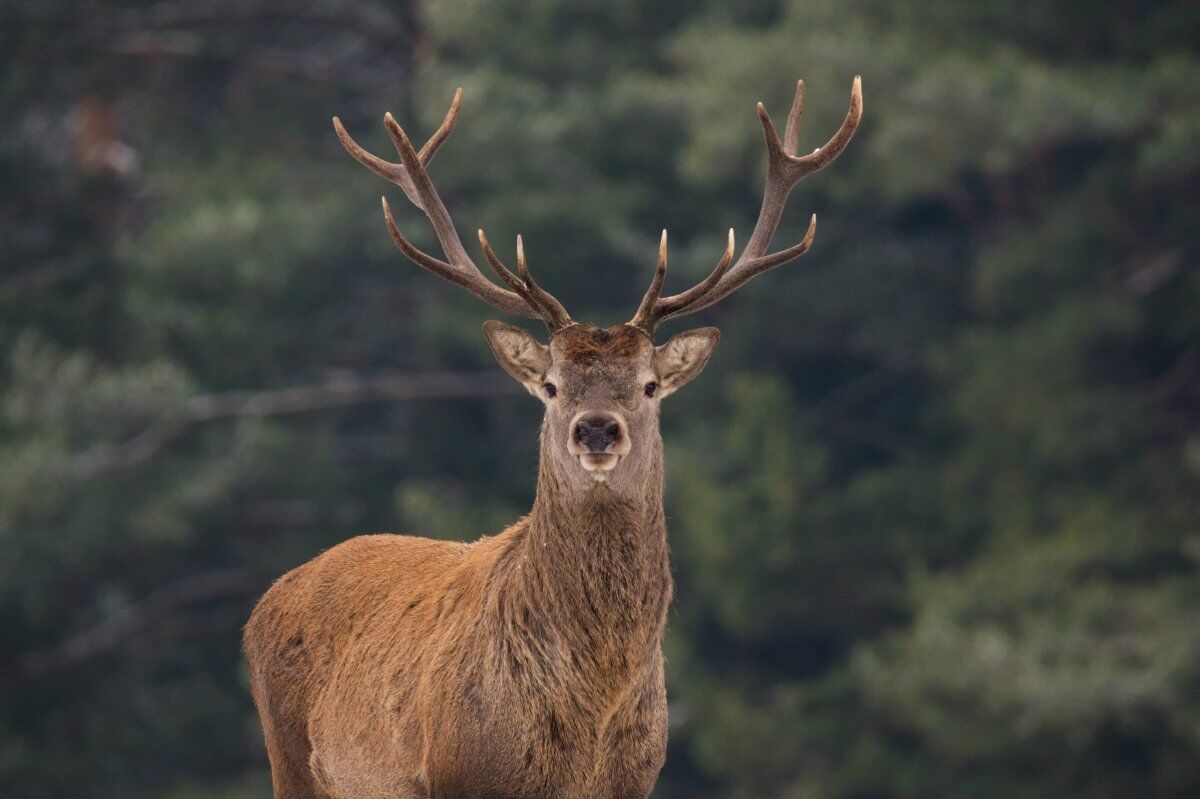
xmin=244 ymin=76 xmax=862 ymax=799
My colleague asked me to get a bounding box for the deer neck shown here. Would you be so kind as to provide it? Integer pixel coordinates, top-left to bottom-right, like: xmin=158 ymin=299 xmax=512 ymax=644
xmin=513 ymin=429 xmax=672 ymax=668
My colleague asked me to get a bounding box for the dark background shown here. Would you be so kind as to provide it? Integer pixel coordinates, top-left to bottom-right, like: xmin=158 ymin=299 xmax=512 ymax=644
xmin=3 ymin=1 xmax=1199 ymax=796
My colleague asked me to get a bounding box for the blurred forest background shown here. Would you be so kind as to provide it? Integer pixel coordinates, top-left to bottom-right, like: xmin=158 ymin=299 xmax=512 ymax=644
xmin=3 ymin=0 xmax=1199 ymax=796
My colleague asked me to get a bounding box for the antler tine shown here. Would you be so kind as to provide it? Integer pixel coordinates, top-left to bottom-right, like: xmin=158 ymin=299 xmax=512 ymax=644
xmin=477 ymin=231 xmax=543 ymax=313
xmin=629 ymin=230 xmax=668 ymax=331
xmin=628 ymin=229 xmax=735 ymax=335
xmin=783 ymin=79 xmax=805 ymax=157
xmin=332 ymin=88 xmax=461 ymax=208
xmin=334 ymin=118 xmax=412 ymax=197
xmin=654 ymin=228 xmax=735 ymax=322
xmin=417 ymin=86 xmax=462 ymax=162
xmin=652 ymin=76 xmax=862 ymax=320
xmin=336 ymin=89 xmax=573 ymax=323
xmin=515 ymin=235 xmax=573 ymax=330
xmin=478 ymin=231 xmax=573 ymax=332
xmin=745 ymin=211 xmax=818 ymax=272
xmin=381 ymin=197 xmax=460 ymax=281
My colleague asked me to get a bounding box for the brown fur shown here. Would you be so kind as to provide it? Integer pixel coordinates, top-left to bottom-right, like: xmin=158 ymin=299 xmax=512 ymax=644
xmin=556 ymin=324 xmax=646 ymax=363
xmin=244 ymin=324 xmax=719 ymax=799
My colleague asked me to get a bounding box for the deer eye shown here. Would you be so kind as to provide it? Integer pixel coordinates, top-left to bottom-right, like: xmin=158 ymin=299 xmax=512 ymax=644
xmin=644 ymin=381 xmax=659 ymax=397
xmin=543 ymin=383 xmax=557 ymax=398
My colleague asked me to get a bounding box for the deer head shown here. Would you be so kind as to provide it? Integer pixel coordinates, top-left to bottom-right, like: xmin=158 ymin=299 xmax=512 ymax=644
xmin=334 ymin=78 xmax=862 ymax=494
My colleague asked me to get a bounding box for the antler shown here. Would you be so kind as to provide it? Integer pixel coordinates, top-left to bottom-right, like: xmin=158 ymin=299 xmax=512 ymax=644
xmin=628 ymin=229 xmax=735 ymax=333
xmin=477 ymin=231 xmax=573 ymax=331
xmin=334 ymin=89 xmax=573 ymax=332
xmin=628 ymin=77 xmax=862 ymax=335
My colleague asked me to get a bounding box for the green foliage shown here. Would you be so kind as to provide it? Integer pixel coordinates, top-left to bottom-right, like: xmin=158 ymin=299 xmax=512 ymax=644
xmin=2 ymin=0 xmax=1198 ymax=797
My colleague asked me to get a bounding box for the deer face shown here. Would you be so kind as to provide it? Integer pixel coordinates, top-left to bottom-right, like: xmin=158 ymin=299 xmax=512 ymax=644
xmin=484 ymin=322 xmax=719 ymax=487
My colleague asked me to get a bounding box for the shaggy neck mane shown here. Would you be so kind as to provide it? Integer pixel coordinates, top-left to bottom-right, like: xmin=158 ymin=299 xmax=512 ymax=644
xmin=491 ymin=428 xmax=672 ymax=686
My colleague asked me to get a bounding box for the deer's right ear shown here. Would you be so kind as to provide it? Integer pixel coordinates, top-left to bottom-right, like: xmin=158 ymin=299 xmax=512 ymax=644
xmin=483 ymin=321 xmax=551 ymax=392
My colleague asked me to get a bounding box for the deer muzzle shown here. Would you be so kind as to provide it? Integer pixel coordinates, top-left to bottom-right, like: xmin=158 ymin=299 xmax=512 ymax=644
xmin=567 ymin=411 xmax=631 ymax=478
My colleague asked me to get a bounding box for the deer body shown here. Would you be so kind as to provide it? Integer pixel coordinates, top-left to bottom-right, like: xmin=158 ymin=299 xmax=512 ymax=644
xmin=246 ymin=481 xmax=670 ymax=799
xmin=247 ymin=79 xmax=860 ymax=798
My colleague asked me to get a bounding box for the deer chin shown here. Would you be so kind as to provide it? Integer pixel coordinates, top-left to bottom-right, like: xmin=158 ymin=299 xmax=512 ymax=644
xmin=577 ymin=453 xmax=620 ymax=481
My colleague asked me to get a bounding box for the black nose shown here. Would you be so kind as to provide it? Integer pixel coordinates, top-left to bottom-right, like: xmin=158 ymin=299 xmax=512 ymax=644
xmin=574 ymin=414 xmax=622 ymax=453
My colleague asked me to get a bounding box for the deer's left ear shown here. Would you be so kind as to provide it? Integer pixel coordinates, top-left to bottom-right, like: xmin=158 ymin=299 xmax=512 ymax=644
xmin=483 ymin=320 xmax=551 ymax=393
xmin=654 ymin=327 xmax=720 ymax=398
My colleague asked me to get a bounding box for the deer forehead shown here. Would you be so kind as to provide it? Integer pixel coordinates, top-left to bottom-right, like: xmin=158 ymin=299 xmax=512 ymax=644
xmin=550 ymin=324 xmax=651 ymax=363
xmin=545 ymin=325 xmax=655 ymax=401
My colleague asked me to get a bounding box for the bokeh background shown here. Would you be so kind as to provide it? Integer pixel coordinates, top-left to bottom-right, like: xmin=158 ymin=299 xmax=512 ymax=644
xmin=3 ymin=0 xmax=1200 ymax=796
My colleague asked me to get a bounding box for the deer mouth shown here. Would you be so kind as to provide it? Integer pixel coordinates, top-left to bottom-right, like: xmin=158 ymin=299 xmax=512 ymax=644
xmin=578 ymin=452 xmax=620 ymax=480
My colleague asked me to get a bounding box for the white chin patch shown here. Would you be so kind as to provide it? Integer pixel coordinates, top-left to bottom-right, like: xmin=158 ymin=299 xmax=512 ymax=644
xmin=578 ymin=453 xmax=620 ymax=481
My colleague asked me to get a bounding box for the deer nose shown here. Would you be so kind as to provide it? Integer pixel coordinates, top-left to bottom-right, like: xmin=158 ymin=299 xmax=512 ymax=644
xmin=573 ymin=414 xmax=623 ymax=454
